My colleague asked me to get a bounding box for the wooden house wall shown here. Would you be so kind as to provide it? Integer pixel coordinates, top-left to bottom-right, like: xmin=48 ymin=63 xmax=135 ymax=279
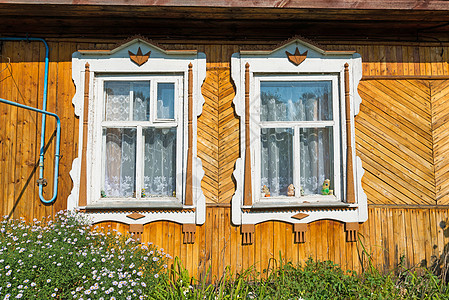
xmin=1 ymin=40 xmax=449 ymax=280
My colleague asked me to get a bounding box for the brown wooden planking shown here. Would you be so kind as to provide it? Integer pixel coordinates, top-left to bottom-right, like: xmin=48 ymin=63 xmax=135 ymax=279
xmin=1 ymin=41 xmax=449 ymax=280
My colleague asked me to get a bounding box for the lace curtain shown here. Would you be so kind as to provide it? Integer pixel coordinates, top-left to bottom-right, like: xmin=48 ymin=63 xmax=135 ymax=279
xmin=104 ymin=128 xmax=136 ymax=197
xmin=143 ymin=128 xmax=176 ymax=197
xmin=102 ymin=81 xmax=176 ymax=198
xmin=260 ymin=81 xmax=334 ymax=196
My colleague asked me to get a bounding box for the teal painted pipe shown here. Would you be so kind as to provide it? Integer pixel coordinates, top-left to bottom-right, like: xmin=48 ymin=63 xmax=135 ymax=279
xmin=0 ymin=37 xmax=59 ymax=204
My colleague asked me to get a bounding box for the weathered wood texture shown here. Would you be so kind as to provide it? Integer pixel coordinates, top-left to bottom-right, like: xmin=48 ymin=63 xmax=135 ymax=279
xmin=1 ymin=41 xmax=449 ymax=280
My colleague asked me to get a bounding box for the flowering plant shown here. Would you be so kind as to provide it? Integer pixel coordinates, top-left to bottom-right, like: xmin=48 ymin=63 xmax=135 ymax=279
xmin=0 ymin=210 xmax=168 ymax=299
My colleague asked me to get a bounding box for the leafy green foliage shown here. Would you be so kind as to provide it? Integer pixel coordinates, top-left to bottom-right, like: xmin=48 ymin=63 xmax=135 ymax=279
xmin=0 ymin=211 xmax=168 ymax=299
xmin=2 ymin=212 xmax=449 ymax=299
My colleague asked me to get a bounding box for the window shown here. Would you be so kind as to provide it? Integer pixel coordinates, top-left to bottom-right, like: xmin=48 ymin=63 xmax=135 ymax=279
xmin=98 ymin=76 xmax=182 ymax=201
xmin=230 ymin=37 xmax=367 ymax=226
xmin=254 ymin=76 xmax=340 ymax=202
xmin=68 ymin=38 xmax=207 ymax=225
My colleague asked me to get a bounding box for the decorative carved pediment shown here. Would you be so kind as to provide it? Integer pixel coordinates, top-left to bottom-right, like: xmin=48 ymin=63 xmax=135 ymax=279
xmin=128 ymin=47 xmax=151 ymax=66
xmin=286 ymin=48 xmax=308 ymax=66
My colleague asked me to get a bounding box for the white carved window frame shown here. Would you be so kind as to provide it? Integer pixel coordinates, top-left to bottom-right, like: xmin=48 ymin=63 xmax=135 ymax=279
xmin=68 ymin=38 xmax=207 ymax=225
xmin=230 ymin=38 xmax=368 ymax=226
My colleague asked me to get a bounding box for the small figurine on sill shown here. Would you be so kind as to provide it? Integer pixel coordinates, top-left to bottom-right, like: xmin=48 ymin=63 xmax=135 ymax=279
xmin=300 ymin=186 xmax=305 ymax=196
xmin=141 ymin=188 xmax=146 ymax=198
xmin=321 ymin=179 xmax=330 ymax=195
xmin=262 ymin=185 xmax=270 ymax=197
xmin=287 ymin=184 xmax=295 ymax=196
xmin=100 ymin=190 xmax=106 ymax=198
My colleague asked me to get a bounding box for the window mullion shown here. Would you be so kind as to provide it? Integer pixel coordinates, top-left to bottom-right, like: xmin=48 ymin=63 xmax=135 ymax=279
xmin=135 ymin=125 xmax=143 ymax=199
xmin=129 ymin=83 xmax=134 ymax=121
xmin=294 ymin=125 xmax=301 ymax=199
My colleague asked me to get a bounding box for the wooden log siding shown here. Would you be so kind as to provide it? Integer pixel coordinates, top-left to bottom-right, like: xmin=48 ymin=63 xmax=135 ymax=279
xmin=1 ymin=41 xmax=449 ymax=280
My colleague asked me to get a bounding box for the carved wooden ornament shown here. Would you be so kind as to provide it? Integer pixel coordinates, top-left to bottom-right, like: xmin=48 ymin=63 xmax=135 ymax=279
xmin=182 ymin=224 xmax=196 ymax=244
xmin=292 ymin=212 xmax=309 ymax=220
xmin=126 ymin=213 xmax=145 ymax=220
xmin=345 ymin=222 xmax=359 ymax=242
xmin=241 ymin=224 xmax=255 ymax=245
xmin=293 ymin=223 xmax=307 ymax=243
xmin=128 ymin=47 xmax=151 ymax=66
xmin=129 ymin=224 xmax=144 ymax=242
xmin=285 ymin=48 xmax=308 ymax=66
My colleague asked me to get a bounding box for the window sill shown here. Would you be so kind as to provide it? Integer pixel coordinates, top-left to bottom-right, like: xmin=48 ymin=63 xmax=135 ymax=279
xmin=84 ymin=198 xmax=183 ymax=210
xmin=247 ymin=200 xmax=353 ymax=210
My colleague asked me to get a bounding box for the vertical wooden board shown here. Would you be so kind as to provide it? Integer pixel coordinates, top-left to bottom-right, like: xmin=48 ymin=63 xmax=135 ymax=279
xmin=27 ymin=41 xmax=41 ymax=221
xmin=285 ymin=221 xmax=293 ymax=263
xmin=272 ymin=221 xmax=282 ymax=263
xmin=13 ymin=40 xmax=27 ymax=220
xmin=196 ymin=223 xmax=206 ymax=281
xmin=332 ymin=220 xmax=341 ymax=268
xmin=229 ymin=221 xmax=238 ymax=278
xmin=212 ymin=209 xmax=220 ymax=280
xmin=217 ymin=207 xmax=225 ymax=278
xmin=402 ymin=46 xmax=409 ymax=75
xmin=385 ymin=45 xmax=395 ymax=76
xmin=204 ymin=208 xmax=212 ymax=282
xmin=413 ymin=47 xmax=421 ymax=76
xmin=56 ymin=42 xmax=76 ymax=211
xmin=5 ymin=41 xmax=19 ymax=218
xmin=404 ymin=209 xmax=414 ymax=268
xmin=361 ymin=45 xmax=370 ymax=77
xmin=396 ymin=46 xmax=404 ymax=75
xmin=429 ymin=209 xmax=440 ymax=268
xmin=223 ymin=209 xmax=231 ymax=276
xmin=379 ymin=45 xmax=387 ymax=76
xmin=325 ymin=221 xmax=332 ymax=263
xmin=386 ymin=208 xmax=395 ymax=271
xmin=421 ymin=209 xmax=431 ymax=269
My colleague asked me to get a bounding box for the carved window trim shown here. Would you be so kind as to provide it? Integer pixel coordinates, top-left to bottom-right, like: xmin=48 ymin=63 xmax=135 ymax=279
xmin=68 ymin=38 xmax=207 ymax=226
xmin=230 ymin=37 xmax=368 ymax=227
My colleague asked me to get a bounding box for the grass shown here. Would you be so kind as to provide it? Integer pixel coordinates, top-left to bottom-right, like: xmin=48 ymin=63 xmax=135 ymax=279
xmin=1 ymin=211 xmax=449 ymax=299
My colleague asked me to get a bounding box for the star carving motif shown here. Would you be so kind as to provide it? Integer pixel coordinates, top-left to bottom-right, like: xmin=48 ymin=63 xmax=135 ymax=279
xmin=285 ymin=48 xmax=308 ymax=66
xmin=128 ymin=47 xmax=151 ymax=66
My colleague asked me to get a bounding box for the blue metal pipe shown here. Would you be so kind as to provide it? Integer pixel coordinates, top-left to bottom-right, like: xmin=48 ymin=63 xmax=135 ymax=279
xmin=0 ymin=98 xmax=60 ymax=203
xmin=0 ymin=37 xmax=59 ymax=204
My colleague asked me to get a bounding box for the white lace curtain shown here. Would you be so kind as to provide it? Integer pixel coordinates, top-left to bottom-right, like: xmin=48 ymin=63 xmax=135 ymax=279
xmin=260 ymin=81 xmax=334 ymax=196
xmin=102 ymin=81 xmax=176 ymax=198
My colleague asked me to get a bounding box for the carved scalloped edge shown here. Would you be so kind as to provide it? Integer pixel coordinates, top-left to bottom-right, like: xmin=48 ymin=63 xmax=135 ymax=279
xmin=241 ymin=207 xmax=357 ymax=213
xmin=240 ymin=35 xmax=325 ymax=52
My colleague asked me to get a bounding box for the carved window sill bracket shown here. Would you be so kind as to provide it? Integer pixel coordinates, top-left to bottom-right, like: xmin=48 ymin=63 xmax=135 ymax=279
xmin=183 ymin=224 xmax=196 ymax=244
xmin=293 ymin=223 xmax=308 ymax=243
xmin=241 ymin=224 xmax=255 ymax=245
xmin=129 ymin=224 xmax=144 ymax=242
xmin=345 ymin=222 xmax=359 ymax=242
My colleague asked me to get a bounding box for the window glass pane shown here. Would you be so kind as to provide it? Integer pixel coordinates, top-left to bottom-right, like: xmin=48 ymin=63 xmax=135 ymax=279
xmin=300 ymin=127 xmax=333 ymax=195
xmin=143 ymin=128 xmax=177 ymax=197
xmin=103 ymin=128 xmax=136 ymax=198
xmin=133 ymin=82 xmax=151 ymax=121
xmin=157 ymin=83 xmax=175 ymax=119
xmin=260 ymin=81 xmax=332 ymax=122
xmin=105 ymin=82 xmax=130 ymax=121
xmin=260 ymin=128 xmax=293 ymax=197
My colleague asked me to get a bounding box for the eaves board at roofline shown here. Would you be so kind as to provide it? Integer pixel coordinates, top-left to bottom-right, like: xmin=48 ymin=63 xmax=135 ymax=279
xmin=1 ymin=0 xmax=449 ymax=10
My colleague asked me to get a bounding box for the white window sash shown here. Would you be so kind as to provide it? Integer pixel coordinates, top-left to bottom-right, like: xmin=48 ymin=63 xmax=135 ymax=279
xmin=253 ymin=74 xmax=341 ymax=203
xmin=93 ymin=75 xmax=183 ymax=203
